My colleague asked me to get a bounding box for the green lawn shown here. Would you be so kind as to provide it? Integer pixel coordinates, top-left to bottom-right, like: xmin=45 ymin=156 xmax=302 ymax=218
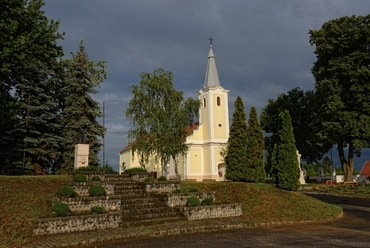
xmin=0 ymin=176 xmax=342 ymax=248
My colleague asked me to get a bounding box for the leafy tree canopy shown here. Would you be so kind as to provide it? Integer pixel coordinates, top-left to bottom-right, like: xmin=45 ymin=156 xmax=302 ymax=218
xmin=125 ymin=68 xmax=201 ymax=175
xmin=309 ymin=14 xmax=370 ymax=181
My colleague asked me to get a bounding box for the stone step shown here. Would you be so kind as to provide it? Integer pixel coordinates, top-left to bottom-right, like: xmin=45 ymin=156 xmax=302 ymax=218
xmin=122 ymin=211 xmax=182 ymax=221
xmin=114 ymin=190 xmax=145 ymax=196
xmin=121 ymin=197 xmax=163 ymax=205
xmin=121 ymin=202 xmax=166 ymax=209
xmin=114 ymin=185 xmax=143 ymax=190
xmin=122 ymin=206 xmax=177 ymax=215
xmin=120 ymin=216 xmax=186 ymax=228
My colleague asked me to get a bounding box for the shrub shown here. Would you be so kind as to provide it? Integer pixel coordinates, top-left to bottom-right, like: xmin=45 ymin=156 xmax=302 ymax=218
xmin=124 ymin=167 xmax=147 ymax=173
xmin=188 ymin=187 xmax=199 ymax=192
xmin=88 ymin=185 xmax=106 ymax=197
xmin=157 ymin=176 xmax=167 ymax=181
xmin=76 ymin=166 xmax=99 ymax=172
xmin=52 ymin=202 xmax=72 ymax=216
xmin=201 ymin=197 xmax=214 ymax=205
xmin=91 ymin=206 xmax=106 ymax=214
xmin=56 ymin=186 xmax=78 ymax=198
xmin=186 ymin=196 xmax=200 ymax=206
xmin=91 ymin=175 xmax=101 ymax=181
xmin=73 ymin=174 xmax=87 ymax=182
xmin=144 ymin=177 xmax=155 ymax=182
xmin=173 ymin=188 xmax=181 ymax=193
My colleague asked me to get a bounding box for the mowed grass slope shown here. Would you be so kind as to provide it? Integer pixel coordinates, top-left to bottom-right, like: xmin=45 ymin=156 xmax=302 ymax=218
xmin=0 ymin=175 xmax=71 ymax=248
xmin=0 ymin=176 xmax=341 ymax=247
xmin=181 ymin=181 xmax=342 ymax=223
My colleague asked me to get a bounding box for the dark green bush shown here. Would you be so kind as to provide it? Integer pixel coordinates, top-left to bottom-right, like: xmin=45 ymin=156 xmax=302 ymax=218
xmin=76 ymin=165 xmax=118 ymax=174
xmin=88 ymin=185 xmax=106 ymax=197
xmin=91 ymin=175 xmax=101 ymax=181
xmin=201 ymin=197 xmax=214 ymax=205
xmin=186 ymin=196 xmax=200 ymax=206
xmin=173 ymin=188 xmax=181 ymax=193
xmin=91 ymin=205 xmax=106 ymax=214
xmin=124 ymin=167 xmax=147 ymax=173
xmin=56 ymin=186 xmax=78 ymax=198
xmin=157 ymin=176 xmax=167 ymax=181
xmin=52 ymin=202 xmax=72 ymax=216
xmin=73 ymin=174 xmax=87 ymax=182
xmin=144 ymin=177 xmax=155 ymax=182
xmin=76 ymin=166 xmax=99 ymax=172
xmin=188 ymin=187 xmax=199 ymax=192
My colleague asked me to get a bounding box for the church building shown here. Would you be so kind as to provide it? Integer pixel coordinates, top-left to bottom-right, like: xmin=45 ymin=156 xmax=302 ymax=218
xmin=119 ymin=42 xmax=229 ymax=181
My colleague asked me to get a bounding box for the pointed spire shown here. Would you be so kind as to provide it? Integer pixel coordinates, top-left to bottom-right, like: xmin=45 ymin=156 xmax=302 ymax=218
xmin=204 ymin=37 xmax=221 ymax=88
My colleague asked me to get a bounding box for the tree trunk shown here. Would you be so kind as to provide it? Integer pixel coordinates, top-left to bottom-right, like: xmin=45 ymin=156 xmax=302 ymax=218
xmin=337 ymin=140 xmax=354 ymax=182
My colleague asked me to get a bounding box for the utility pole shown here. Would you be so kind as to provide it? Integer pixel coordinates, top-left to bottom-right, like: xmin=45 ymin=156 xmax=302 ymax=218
xmin=103 ymin=102 xmax=105 ymax=167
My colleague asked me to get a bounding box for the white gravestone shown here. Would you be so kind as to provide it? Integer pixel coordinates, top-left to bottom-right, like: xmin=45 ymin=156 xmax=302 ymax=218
xmin=74 ymin=144 xmax=89 ymax=169
xmin=297 ymin=150 xmax=306 ymax=184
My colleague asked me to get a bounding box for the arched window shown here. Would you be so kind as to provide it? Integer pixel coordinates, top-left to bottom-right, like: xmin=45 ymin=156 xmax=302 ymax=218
xmin=217 ymin=96 xmax=221 ymax=106
xmin=203 ymin=98 xmax=206 ymax=108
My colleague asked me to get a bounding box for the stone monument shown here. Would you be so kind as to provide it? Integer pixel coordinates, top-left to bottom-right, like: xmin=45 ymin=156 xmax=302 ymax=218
xmin=74 ymin=144 xmax=89 ymax=169
xmin=297 ymin=150 xmax=306 ymax=184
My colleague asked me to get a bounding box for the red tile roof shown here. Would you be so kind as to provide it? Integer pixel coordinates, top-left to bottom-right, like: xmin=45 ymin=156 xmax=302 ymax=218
xmin=360 ymin=160 xmax=370 ymax=179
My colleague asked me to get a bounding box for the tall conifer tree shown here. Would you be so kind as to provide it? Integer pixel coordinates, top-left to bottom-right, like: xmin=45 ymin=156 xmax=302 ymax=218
xmin=225 ymin=96 xmax=248 ymax=181
xmin=245 ymin=106 xmax=266 ymax=182
xmin=0 ymin=0 xmax=64 ymax=174
xmin=271 ymin=110 xmax=300 ymax=191
xmin=61 ymin=41 xmax=107 ymax=172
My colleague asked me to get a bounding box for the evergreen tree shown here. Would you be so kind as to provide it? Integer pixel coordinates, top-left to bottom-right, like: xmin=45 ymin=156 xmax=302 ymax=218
xmin=61 ymin=41 xmax=107 ymax=172
xmin=0 ymin=0 xmax=64 ymax=174
xmin=245 ymin=106 xmax=266 ymax=182
xmin=5 ymin=62 xmax=62 ymax=174
xmin=225 ymin=96 xmax=248 ymax=181
xmin=271 ymin=110 xmax=300 ymax=191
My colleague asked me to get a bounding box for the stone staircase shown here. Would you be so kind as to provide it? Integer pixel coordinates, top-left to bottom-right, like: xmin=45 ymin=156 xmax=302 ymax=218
xmin=105 ymin=175 xmax=186 ymax=227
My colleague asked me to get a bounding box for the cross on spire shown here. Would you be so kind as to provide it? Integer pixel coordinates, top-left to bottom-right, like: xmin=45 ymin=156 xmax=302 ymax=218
xmin=209 ymin=36 xmax=213 ymax=46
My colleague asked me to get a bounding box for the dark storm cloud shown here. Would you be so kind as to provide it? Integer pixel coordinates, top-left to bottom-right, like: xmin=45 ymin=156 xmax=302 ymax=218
xmin=42 ymin=0 xmax=370 ymax=170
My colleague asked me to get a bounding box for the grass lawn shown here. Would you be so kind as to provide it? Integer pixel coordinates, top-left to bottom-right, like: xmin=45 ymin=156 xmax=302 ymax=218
xmin=0 ymin=176 xmax=342 ymax=248
xmin=300 ymin=183 xmax=370 ymax=198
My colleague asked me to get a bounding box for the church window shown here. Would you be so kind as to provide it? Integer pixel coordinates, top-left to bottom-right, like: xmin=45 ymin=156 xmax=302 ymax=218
xmin=203 ymin=98 xmax=206 ymax=108
xmin=218 ymin=123 xmax=222 ymax=127
xmin=217 ymin=96 xmax=221 ymax=106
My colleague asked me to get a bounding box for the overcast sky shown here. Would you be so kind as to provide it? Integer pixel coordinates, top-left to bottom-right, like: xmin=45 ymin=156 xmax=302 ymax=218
xmin=42 ymin=0 xmax=370 ymax=172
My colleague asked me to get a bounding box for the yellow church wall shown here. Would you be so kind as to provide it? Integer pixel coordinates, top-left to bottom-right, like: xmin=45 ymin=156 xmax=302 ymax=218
xmin=213 ymin=94 xmax=227 ymax=139
xmin=203 ymin=147 xmax=210 ymax=173
xmin=187 ymin=124 xmax=203 ymax=141
xmin=200 ymin=100 xmax=210 ymax=140
xmin=189 ymin=148 xmax=202 ymax=173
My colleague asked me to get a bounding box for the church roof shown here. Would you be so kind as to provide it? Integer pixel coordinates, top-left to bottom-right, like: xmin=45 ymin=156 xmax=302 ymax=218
xmin=203 ymin=44 xmax=221 ymax=88
xmin=360 ymin=160 xmax=370 ymax=178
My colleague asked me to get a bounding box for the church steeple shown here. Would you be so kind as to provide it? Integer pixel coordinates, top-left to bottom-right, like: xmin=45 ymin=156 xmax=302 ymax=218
xmin=204 ymin=37 xmax=221 ymax=88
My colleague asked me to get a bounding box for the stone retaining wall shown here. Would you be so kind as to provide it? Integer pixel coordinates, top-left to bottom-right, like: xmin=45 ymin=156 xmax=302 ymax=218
xmin=33 ymin=212 xmax=122 ymax=236
xmin=177 ymin=203 xmax=242 ymax=220
xmin=162 ymin=192 xmax=215 ymax=207
xmin=143 ymin=182 xmax=181 ymax=194
xmin=52 ymin=196 xmax=121 ymax=212
xmin=70 ymin=182 xmax=115 ymax=196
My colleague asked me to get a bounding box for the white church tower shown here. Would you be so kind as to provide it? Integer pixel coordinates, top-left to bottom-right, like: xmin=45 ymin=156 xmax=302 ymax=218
xmin=181 ymin=38 xmax=229 ymax=181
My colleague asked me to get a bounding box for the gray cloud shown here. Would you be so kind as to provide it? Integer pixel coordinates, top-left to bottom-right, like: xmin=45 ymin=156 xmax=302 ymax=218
xmin=43 ymin=0 xmax=370 ymax=171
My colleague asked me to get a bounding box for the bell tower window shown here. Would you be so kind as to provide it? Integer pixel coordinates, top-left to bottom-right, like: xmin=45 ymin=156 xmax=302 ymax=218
xmin=217 ymin=96 xmax=221 ymax=106
xmin=203 ymin=98 xmax=206 ymax=108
